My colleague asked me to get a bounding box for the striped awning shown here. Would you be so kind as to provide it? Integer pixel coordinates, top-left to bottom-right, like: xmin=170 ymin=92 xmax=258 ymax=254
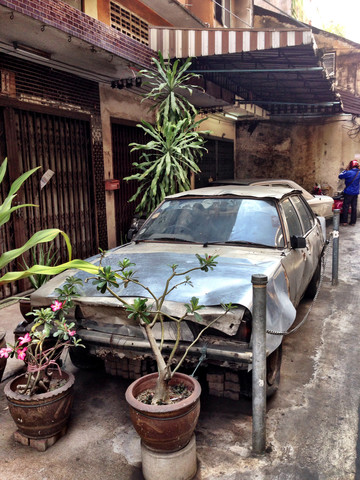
xmin=148 ymin=27 xmax=342 ymax=117
xmin=149 ymin=27 xmax=314 ymax=59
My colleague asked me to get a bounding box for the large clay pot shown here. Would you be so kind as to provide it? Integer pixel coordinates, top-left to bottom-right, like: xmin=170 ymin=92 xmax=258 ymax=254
xmin=0 ymin=330 xmax=7 ymax=382
xmin=125 ymin=372 xmax=201 ymax=453
xmin=4 ymin=370 xmax=75 ymax=439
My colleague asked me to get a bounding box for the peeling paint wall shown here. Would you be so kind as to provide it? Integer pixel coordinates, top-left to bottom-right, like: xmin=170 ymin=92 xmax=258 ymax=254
xmin=235 ymin=116 xmax=360 ymax=196
xmin=255 ymin=0 xmax=292 ymax=15
xmin=99 ymin=86 xmax=154 ymax=248
xmin=312 ymin=32 xmax=360 ymax=96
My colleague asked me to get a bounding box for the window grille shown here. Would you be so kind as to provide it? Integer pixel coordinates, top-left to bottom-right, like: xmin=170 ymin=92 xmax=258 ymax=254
xmin=214 ymin=0 xmax=231 ymax=27
xmin=322 ymin=52 xmax=336 ymax=78
xmin=110 ymin=2 xmax=149 ymax=45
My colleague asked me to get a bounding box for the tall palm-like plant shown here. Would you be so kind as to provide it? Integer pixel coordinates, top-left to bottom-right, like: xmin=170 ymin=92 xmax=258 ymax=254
xmin=124 ymin=52 xmax=208 ymax=217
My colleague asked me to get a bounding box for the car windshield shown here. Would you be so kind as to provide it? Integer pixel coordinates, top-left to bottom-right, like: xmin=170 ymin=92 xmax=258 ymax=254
xmin=136 ymin=197 xmax=284 ymax=247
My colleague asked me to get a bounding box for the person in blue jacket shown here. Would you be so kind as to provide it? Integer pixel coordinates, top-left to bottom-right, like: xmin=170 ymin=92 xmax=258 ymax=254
xmin=339 ymin=159 xmax=360 ymax=225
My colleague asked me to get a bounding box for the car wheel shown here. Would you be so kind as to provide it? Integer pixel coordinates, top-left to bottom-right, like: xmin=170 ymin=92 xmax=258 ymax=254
xmin=266 ymin=344 xmax=282 ymax=397
xmin=69 ymin=346 xmax=104 ymax=370
xmin=241 ymin=344 xmax=282 ymax=398
xmin=305 ymin=260 xmax=322 ymax=299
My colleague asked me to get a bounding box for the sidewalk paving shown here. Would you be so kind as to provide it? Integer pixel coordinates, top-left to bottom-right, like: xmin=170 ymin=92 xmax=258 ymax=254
xmin=0 ymin=220 xmax=359 ymax=479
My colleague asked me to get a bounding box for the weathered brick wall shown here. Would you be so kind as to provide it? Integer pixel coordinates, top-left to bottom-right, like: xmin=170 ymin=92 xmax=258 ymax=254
xmin=0 ymin=0 xmax=153 ymax=69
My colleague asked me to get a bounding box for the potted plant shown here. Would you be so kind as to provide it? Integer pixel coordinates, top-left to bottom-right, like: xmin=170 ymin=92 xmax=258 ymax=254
xmin=0 ymin=276 xmax=84 ymax=445
xmin=0 ymin=158 xmax=97 ymax=448
xmin=90 ymin=252 xmax=233 ymax=477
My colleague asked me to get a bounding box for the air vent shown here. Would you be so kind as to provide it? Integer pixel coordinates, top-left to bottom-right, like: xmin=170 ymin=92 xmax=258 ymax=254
xmin=110 ymin=1 xmax=149 ymax=45
xmin=322 ymin=52 xmax=336 ymax=78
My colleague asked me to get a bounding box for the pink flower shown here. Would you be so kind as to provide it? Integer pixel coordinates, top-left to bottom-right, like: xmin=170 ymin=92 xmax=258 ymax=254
xmin=0 ymin=347 xmax=13 ymax=358
xmin=18 ymin=333 xmax=31 ymax=346
xmin=68 ymin=330 xmax=76 ymax=337
xmin=17 ymin=347 xmax=28 ymax=361
xmin=51 ymin=300 xmax=63 ymax=312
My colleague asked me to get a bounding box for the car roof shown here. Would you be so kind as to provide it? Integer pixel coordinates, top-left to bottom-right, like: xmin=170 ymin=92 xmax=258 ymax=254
xmin=166 ymin=185 xmax=300 ymax=200
xmin=209 ymin=178 xmax=313 ymax=200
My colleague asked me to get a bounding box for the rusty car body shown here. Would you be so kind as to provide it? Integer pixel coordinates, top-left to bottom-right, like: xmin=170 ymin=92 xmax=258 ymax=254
xmin=32 ymin=185 xmax=326 ymax=394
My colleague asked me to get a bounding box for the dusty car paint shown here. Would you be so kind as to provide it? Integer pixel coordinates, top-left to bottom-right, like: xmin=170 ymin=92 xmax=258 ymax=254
xmin=31 ymin=185 xmax=324 ymax=370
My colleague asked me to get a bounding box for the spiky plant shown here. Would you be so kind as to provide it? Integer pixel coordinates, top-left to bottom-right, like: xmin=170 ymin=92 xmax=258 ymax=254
xmin=124 ymin=52 xmax=208 ymax=217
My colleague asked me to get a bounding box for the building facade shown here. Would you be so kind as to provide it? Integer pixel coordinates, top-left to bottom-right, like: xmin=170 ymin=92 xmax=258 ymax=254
xmin=1 ymin=0 xmax=359 ymax=298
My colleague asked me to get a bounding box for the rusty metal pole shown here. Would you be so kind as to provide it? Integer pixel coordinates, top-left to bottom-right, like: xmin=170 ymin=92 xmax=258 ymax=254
xmin=332 ymin=209 xmax=340 ymax=286
xmin=251 ymin=274 xmax=268 ymax=455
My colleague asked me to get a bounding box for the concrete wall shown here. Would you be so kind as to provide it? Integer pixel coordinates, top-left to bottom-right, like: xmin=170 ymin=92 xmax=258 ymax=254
xmin=255 ymin=0 xmax=291 ymax=15
xmin=235 ymin=115 xmax=359 ymax=196
xmin=99 ymin=85 xmax=154 ymax=248
xmin=312 ymin=32 xmax=360 ymax=96
xmin=199 ymin=115 xmax=235 ymax=141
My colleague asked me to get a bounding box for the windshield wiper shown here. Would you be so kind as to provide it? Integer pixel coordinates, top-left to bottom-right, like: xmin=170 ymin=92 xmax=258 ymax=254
xmin=137 ymin=236 xmax=193 ymax=243
xmin=203 ymin=240 xmax=268 ymax=248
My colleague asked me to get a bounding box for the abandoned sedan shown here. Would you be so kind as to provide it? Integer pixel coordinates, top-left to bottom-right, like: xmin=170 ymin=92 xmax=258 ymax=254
xmin=32 ymin=186 xmax=326 ymax=397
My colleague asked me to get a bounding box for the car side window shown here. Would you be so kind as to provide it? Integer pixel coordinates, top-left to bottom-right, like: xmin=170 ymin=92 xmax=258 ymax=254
xmin=291 ymin=196 xmax=314 ymax=234
xmin=281 ymin=198 xmax=303 ymax=237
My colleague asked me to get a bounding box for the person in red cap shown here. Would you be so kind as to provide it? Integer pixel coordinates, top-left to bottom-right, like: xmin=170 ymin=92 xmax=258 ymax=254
xmin=339 ymin=159 xmax=360 ymax=225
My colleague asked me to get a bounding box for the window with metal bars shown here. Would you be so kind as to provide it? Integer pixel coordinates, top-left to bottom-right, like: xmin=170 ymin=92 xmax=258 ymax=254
xmin=110 ymin=1 xmax=149 ymax=45
xmin=214 ymin=0 xmax=231 ymax=27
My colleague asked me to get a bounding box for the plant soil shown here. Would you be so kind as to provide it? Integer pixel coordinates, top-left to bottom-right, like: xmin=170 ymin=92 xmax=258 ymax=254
xmin=136 ymin=382 xmax=193 ymax=405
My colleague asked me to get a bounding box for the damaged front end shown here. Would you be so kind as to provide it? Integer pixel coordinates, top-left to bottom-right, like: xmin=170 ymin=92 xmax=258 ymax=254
xmin=73 ymin=297 xmax=254 ymax=371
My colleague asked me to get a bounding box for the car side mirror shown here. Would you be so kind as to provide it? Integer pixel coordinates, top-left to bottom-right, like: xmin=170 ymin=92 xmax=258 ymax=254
xmin=290 ymin=235 xmax=306 ymax=249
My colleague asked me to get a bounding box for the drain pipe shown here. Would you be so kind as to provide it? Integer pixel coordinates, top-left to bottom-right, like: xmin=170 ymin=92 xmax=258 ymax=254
xmin=251 ymin=274 xmax=267 ymax=455
xmin=332 ymin=209 xmax=340 ymax=286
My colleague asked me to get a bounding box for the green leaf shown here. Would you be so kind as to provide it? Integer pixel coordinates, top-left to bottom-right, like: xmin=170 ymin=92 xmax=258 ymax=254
xmin=0 ymin=259 xmax=99 ymax=285
xmin=0 ymin=229 xmax=71 ymax=270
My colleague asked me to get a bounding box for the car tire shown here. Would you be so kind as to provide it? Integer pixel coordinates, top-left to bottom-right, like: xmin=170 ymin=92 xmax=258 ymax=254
xmin=69 ymin=346 xmax=104 ymax=370
xmin=305 ymin=260 xmax=322 ymax=299
xmin=241 ymin=344 xmax=282 ymax=398
xmin=266 ymin=344 xmax=282 ymax=397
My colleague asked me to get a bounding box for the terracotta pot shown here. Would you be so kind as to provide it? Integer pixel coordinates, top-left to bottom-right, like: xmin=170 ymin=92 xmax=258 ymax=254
xmin=4 ymin=370 xmax=75 ymax=439
xmin=0 ymin=330 xmax=7 ymax=382
xmin=125 ymin=372 xmax=201 ymax=453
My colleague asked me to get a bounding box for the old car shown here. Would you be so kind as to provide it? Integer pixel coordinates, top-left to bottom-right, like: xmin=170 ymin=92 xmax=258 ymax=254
xmin=32 ymin=185 xmax=326 ymax=396
xmin=211 ymin=178 xmax=334 ymax=220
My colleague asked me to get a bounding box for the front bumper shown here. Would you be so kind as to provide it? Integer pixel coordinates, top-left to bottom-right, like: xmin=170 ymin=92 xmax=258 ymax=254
xmin=77 ymin=328 xmax=253 ymax=368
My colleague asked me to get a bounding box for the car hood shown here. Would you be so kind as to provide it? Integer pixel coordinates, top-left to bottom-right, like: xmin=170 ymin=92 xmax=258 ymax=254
xmin=32 ymin=242 xmax=296 ymax=353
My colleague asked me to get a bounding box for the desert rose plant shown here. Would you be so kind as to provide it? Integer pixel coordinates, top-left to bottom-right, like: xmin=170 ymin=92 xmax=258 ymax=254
xmin=90 ymin=252 xmax=234 ymax=404
xmin=0 ymin=276 xmax=84 ymax=395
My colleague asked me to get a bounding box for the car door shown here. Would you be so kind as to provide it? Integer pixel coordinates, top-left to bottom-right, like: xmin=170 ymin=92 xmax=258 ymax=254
xmin=279 ymin=196 xmax=307 ymax=306
xmin=280 ymin=195 xmax=323 ymax=306
xmin=290 ymin=195 xmax=323 ymax=289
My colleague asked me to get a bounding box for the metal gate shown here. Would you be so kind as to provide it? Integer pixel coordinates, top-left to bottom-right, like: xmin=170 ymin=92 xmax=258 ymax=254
xmin=0 ymin=107 xmax=97 ymax=298
xmin=111 ymin=121 xmax=146 ymax=244
xmin=195 ymin=137 xmax=234 ymax=187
